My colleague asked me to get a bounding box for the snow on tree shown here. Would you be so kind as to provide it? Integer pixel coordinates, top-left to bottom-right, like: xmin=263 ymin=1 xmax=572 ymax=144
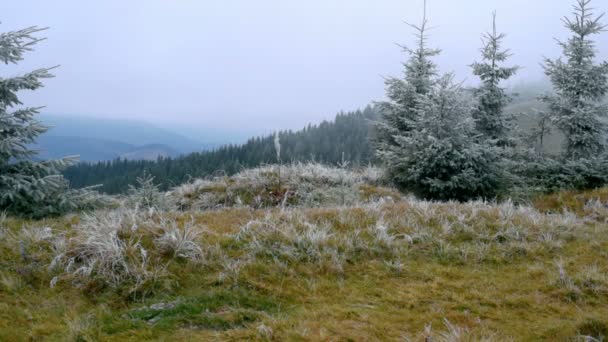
xmin=470 ymin=12 xmax=519 ymax=145
xmin=390 ymin=74 xmax=505 ymax=201
xmin=541 ymin=0 xmax=608 ymax=160
xmin=375 ymin=1 xmax=504 ymax=200
xmin=374 ymin=0 xmax=441 ymax=182
xmin=0 ymin=25 xmax=105 ymax=218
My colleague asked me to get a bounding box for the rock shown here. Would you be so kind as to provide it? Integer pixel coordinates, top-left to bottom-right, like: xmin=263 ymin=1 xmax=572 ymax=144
xmin=149 ymin=301 xmax=178 ymax=310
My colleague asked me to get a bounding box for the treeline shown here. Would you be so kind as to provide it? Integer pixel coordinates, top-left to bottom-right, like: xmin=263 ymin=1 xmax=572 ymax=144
xmin=64 ymin=106 xmax=378 ymax=194
xmin=372 ymin=0 xmax=608 ymax=201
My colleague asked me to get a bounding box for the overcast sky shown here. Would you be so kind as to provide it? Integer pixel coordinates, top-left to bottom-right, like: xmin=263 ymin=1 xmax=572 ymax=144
xmin=4 ymin=0 xmax=607 ymax=135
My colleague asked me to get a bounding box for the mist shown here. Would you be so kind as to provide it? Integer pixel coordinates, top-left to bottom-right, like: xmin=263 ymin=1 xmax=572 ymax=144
xmin=4 ymin=0 xmax=607 ymax=136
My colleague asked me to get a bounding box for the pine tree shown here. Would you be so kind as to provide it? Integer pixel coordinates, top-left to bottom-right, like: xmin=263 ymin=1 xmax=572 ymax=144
xmin=127 ymin=171 xmax=167 ymax=209
xmin=0 ymin=25 xmax=104 ymax=218
xmin=391 ymin=74 xmax=505 ymax=201
xmin=471 ymin=13 xmax=519 ymax=144
xmin=541 ymin=0 xmax=608 ymax=160
xmin=375 ymin=0 xmax=441 ymax=182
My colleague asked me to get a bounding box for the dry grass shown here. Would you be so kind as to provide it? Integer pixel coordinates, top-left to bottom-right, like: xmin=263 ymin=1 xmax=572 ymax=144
xmin=169 ymin=162 xmax=394 ymax=210
xmin=1 ymin=183 xmax=608 ymax=340
xmin=533 ymin=187 xmax=608 ymax=220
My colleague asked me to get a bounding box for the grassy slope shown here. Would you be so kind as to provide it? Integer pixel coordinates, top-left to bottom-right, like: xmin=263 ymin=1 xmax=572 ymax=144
xmin=2 ymin=188 xmax=608 ymax=341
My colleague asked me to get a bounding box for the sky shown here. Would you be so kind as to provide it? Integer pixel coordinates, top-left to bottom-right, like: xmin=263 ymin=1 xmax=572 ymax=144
xmin=3 ymin=0 xmax=608 ymax=138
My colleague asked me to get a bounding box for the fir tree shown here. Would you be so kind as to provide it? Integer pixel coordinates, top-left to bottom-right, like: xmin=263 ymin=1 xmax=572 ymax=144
xmin=127 ymin=171 xmax=167 ymax=209
xmin=375 ymin=0 xmax=441 ymax=182
xmin=391 ymin=74 xmax=505 ymax=201
xmin=64 ymin=108 xmax=379 ymax=194
xmin=471 ymin=13 xmax=519 ymax=144
xmin=0 ymin=25 xmax=104 ymax=218
xmin=541 ymin=0 xmax=608 ymax=159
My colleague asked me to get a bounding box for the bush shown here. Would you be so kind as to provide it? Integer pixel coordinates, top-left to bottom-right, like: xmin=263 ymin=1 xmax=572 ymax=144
xmin=515 ymin=152 xmax=608 ymax=194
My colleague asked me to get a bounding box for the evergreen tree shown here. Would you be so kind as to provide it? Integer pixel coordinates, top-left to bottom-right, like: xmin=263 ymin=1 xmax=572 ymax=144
xmin=541 ymin=0 xmax=608 ymax=159
xmin=375 ymin=0 xmax=441 ymax=182
xmin=0 ymin=26 xmax=103 ymax=218
xmin=390 ymin=74 xmax=505 ymax=201
xmin=64 ymin=107 xmax=379 ymax=194
xmin=471 ymin=13 xmax=519 ymax=144
xmin=127 ymin=171 xmax=168 ymax=209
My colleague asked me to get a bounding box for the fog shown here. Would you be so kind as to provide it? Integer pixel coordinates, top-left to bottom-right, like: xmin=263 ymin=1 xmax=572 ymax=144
xmin=4 ymin=0 xmax=607 ymax=136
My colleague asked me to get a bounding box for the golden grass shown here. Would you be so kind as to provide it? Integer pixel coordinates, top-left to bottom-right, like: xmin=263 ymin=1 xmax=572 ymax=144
xmin=533 ymin=187 xmax=608 ymax=216
xmin=1 ymin=193 xmax=608 ymax=341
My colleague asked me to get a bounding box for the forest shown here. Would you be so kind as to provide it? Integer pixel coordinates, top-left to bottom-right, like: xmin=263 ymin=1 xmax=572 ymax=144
xmin=64 ymin=106 xmax=378 ymax=193
xmin=2 ymin=0 xmax=608 ymax=340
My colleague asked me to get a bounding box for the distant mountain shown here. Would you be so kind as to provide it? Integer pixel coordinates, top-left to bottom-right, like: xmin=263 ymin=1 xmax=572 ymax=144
xmin=64 ymin=106 xmax=379 ymax=194
xmin=120 ymin=144 xmax=179 ymax=161
xmin=40 ymin=114 xmax=210 ymax=154
xmin=33 ymin=136 xmax=181 ymax=162
xmin=63 ymin=99 xmax=579 ymax=194
xmin=34 ymin=114 xmax=218 ymax=162
xmin=33 ymin=135 xmax=136 ymax=162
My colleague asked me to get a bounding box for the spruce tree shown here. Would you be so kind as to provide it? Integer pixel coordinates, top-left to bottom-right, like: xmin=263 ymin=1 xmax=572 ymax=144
xmin=0 ymin=26 xmax=102 ymax=218
xmin=471 ymin=13 xmax=519 ymax=144
xmin=541 ymin=0 xmax=608 ymax=159
xmin=391 ymin=74 xmax=505 ymax=201
xmin=375 ymin=0 xmax=441 ymax=183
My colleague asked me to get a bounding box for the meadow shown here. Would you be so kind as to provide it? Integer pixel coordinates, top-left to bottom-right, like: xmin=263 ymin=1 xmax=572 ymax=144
xmin=1 ymin=163 xmax=607 ymax=341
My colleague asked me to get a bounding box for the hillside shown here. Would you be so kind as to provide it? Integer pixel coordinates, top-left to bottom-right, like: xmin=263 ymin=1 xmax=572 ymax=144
xmin=64 ymin=106 xmax=378 ymax=193
xmin=2 ymin=164 xmax=607 ymax=340
xmin=62 ymin=99 xmax=570 ymax=194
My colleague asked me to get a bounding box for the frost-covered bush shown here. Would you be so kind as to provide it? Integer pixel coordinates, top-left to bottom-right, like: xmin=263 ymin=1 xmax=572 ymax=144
xmin=50 ymin=211 xmax=159 ymax=290
xmin=154 ymin=219 xmax=203 ymax=260
xmin=235 ymin=213 xmax=338 ymax=264
xmin=47 ymin=209 xmax=204 ymax=294
xmin=514 ymin=151 xmax=608 ymax=193
xmin=169 ymin=162 xmax=393 ymax=210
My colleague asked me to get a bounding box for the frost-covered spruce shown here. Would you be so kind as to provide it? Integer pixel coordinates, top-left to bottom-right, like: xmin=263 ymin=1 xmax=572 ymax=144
xmin=0 ymin=26 xmax=103 ymax=218
xmin=470 ymin=13 xmax=518 ymax=145
xmin=127 ymin=171 xmax=169 ymax=210
xmin=391 ymin=74 xmax=505 ymax=201
xmin=374 ymin=0 xmax=440 ymax=183
xmin=541 ymin=0 xmax=608 ymax=160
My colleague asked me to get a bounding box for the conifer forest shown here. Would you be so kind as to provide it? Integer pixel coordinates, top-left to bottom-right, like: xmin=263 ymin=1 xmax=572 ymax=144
xmin=1 ymin=1 xmax=608 ymax=340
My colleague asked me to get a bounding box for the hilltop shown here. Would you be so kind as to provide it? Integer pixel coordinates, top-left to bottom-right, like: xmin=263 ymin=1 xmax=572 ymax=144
xmin=1 ymin=163 xmax=607 ymax=340
xmin=62 ymin=98 xmax=569 ymax=195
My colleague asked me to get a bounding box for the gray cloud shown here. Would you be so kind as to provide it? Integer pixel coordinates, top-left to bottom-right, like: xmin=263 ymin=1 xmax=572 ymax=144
xmin=4 ymin=0 xmax=607 ymax=136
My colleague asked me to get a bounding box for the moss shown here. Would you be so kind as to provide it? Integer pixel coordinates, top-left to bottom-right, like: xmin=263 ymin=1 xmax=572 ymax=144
xmin=104 ymin=288 xmax=282 ymax=335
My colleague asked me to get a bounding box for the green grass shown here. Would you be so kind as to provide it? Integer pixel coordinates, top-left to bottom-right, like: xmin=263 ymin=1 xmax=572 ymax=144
xmin=1 ymin=190 xmax=608 ymax=341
